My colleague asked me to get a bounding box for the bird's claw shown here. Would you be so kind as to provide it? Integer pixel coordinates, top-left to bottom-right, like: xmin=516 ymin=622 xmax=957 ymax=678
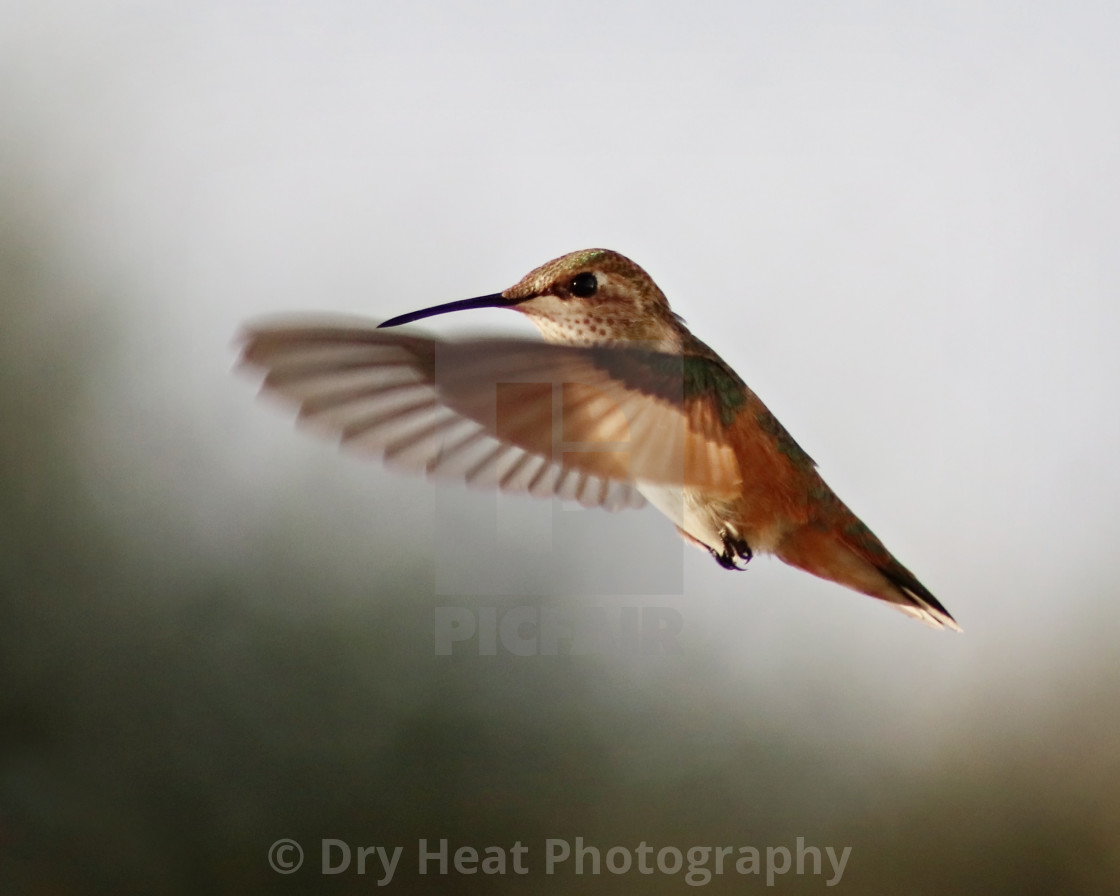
xmin=713 ymin=533 xmax=752 ymax=571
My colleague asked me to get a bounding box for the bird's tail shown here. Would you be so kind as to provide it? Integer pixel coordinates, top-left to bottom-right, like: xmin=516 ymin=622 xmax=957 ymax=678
xmin=775 ymin=504 xmax=960 ymax=631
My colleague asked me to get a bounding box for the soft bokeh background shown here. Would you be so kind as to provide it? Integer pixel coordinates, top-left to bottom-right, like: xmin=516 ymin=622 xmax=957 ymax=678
xmin=3 ymin=1 xmax=1119 ymax=893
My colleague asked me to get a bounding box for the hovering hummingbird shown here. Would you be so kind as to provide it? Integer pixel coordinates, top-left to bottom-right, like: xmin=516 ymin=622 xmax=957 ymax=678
xmin=240 ymin=248 xmax=958 ymax=630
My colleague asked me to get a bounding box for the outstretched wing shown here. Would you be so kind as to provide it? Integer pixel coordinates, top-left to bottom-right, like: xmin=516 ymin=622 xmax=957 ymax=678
xmin=238 ymin=317 xmax=744 ymax=510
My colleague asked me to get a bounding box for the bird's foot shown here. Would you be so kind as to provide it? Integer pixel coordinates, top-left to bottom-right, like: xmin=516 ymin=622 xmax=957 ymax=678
xmin=712 ymin=532 xmax=753 ymax=571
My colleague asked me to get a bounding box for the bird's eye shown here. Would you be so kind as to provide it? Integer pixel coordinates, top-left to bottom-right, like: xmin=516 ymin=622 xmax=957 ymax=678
xmin=569 ymin=272 xmax=598 ymax=298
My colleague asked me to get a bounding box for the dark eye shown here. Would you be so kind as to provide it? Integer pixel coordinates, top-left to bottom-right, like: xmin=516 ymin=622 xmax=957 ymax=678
xmin=569 ymin=272 xmax=598 ymax=298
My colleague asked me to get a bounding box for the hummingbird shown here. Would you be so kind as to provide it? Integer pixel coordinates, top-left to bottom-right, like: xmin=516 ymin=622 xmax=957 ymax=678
xmin=239 ymin=248 xmax=959 ymax=630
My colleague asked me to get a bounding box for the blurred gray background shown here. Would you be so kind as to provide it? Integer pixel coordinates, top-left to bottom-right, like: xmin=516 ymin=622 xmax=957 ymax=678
xmin=2 ymin=1 xmax=1118 ymax=893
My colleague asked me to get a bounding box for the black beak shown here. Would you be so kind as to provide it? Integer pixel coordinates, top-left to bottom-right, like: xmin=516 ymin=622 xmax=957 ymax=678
xmin=378 ymin=292 xmax=520 ymax=328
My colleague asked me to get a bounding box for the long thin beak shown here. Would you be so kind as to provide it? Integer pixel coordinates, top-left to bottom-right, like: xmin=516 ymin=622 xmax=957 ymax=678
xmin=378 ymin=292 xmax=520 ymax=328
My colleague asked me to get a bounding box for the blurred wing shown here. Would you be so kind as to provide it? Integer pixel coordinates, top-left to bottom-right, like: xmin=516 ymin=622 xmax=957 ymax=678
xmin=238 ymin=318 xmax=743 ymax=509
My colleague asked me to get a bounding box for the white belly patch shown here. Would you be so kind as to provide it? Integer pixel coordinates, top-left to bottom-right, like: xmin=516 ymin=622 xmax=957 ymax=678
xmin=636 ymin=483 xmax=727 ymax=555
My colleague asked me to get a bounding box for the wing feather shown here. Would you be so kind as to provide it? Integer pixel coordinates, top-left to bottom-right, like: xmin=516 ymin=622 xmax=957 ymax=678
xmin=238 ymin=317 xmax=744 ymax=510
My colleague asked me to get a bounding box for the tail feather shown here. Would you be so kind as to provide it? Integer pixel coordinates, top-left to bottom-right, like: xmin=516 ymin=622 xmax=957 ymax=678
xmin=877 ymin=561 xmax=961 ymax=632
xmin=775 ymin=515 xmax=960 ymax=632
